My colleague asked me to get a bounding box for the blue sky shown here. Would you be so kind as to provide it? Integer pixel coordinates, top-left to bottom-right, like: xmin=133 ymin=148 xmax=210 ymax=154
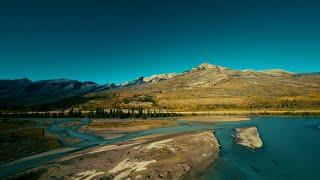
xmin=1 ymin=0 xmax=320 ymax=84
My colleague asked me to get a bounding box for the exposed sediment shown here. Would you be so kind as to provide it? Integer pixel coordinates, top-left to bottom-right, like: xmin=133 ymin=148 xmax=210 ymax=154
xmin=12 ymin=131 xmax=220 ymax=179
xmin=236 ymin=126 xmax=263 ymax=149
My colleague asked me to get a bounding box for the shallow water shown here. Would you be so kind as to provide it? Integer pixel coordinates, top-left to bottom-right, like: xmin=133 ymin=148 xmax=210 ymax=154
xmin=48 ymin=118 xmax=105 ymax=146
xmin=203 ymin=116 xmax=320 ymax=180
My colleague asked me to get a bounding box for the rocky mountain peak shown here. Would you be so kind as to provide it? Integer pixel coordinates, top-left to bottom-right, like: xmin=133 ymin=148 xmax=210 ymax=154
xmin=143 ymin=73 xmax=177 ymax=83
xmin=192 ymin=63 xmax=230 ymax=72
xmin=119 ymin=76 xmax=144 ymax=87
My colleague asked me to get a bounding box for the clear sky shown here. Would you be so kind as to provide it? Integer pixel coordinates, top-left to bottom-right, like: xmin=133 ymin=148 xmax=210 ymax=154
xmin=1 ymin=0 xmax=320 ymax=84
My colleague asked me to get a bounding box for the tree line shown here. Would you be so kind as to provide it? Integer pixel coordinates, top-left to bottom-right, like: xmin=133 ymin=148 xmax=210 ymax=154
xmin=0 ymin=107 xmax=182 ymax=119
xmin=0 ymin=108 xmax=82 ymax=118
xmin=89 ymin=107 xmax=181 ymax=119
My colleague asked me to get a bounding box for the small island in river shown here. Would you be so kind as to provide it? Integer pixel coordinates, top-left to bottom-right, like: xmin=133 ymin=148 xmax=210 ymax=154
xmin=236 ymin=126 xmax=263 ymax=149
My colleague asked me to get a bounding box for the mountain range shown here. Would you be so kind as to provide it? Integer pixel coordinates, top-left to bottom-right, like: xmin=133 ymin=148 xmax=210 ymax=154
xmin=1 ymin=63 xmax=319 ymax=111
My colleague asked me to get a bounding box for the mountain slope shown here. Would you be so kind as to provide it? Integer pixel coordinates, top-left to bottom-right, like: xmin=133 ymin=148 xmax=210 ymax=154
xmin=81 ymin=63 xmax=320 ymax=111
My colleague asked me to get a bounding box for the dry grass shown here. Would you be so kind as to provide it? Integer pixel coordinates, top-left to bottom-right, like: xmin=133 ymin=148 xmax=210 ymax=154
xmin=0 ymin=126 xmax=61 ymax=163
xmin=178 ymin=115 xmax=250 ymax=123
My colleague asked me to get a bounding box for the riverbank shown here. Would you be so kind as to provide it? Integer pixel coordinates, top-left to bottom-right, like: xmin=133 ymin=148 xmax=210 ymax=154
xmin=178 ymin=115 xmax=250 ymax=123
xmin=177 ymin=109 xmax=320 ymax=116
xmin=11 ymin=130 xmax=220 ymax=179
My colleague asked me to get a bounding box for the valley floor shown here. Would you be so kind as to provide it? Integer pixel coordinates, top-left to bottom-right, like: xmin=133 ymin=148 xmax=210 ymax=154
xmin=1 ymin=114 xmax=318 ymax=179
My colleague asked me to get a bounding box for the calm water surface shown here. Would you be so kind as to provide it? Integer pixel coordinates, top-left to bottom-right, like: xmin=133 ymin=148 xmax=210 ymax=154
xmin=203 ymin=116 xmax=320 ymax=180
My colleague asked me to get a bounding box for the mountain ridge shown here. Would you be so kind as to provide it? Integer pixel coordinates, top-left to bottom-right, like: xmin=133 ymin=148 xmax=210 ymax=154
xmin=1 ymin=63 xmax=319 ymax=110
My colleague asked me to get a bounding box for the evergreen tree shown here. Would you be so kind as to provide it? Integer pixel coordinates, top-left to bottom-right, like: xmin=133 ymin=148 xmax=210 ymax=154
xmin=78 ymin=110 xmax=82 ymax=117
xmin=59 ymin=109 xmax=65 ymax=117
xmin=68 ymin=108 xmax=74 ymax=117
xmin=109 ymin=109 xmax=113 ymax=118
xmin=131 ymin=108 xmax=135 ymax=118
xmin=88 ymin=110 xmax=94 ymax=118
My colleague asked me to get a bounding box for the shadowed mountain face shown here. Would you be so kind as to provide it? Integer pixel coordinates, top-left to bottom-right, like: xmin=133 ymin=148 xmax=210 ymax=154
xmin=1 ymin=63 xmax=320 ymax=110
xmin=0 ymin=78 xmax=32 ymax=99
xmin=0 ymin=79 xmax=115 ymax=107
